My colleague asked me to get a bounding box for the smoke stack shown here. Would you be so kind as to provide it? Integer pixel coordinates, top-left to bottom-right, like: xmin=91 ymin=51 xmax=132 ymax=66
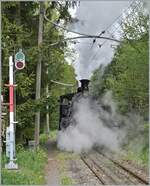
xmin=80 ymin=79 xmax=90 ymax=92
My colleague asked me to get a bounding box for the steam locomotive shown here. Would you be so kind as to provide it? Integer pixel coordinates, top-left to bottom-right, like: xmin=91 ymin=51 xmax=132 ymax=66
xmin=59 ymin=79 xmax=90 ymax=130
xmin=59 ymin=79 xmax=122 ymax=131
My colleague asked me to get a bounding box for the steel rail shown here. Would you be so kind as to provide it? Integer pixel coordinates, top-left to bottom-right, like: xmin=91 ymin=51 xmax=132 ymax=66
xmin=80 ymin=155 xmax=105 ymax=184
xmin=96 ymin=150 xmax=149 ymax=185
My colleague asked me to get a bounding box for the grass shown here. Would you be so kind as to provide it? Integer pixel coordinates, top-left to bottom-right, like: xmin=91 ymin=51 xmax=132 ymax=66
xmin=122 ymin=126 xmax=149 ymax=168
xmin=2 ymin=130 xmax=64 ymax=185
xmin=124 ymin=149 xmax=149 ymax=167
xmin=2 ymin=147 xmax=48 ymax=185
xmin=60 ymin=175 xmax=73 ymax=185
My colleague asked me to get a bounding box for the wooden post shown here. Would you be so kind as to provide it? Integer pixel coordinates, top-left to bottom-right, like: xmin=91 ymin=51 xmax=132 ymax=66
xmin=35 ymin=2 xmax=44 ymax=148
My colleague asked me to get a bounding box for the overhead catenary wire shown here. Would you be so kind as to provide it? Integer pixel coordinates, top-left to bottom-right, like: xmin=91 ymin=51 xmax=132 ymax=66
xmin=86 ymin=0 xmax=141 ymax=65
xmin=43 ymin=1 xmax=141 ymax=52
xmin=81 ymin=0 xmax=140 ymax=62
xmin=3 ymin=4 xmax=124 ymax=49
xmin=90 ymin=0 xmax=136 ymax=48
xmin=44 ymin=12 xmax=90 ymax=37
xmin=44 ymin=10 xmax=121 ymax=48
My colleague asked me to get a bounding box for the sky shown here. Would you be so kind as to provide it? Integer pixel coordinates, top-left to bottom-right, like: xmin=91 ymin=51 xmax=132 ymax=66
xmin=67 ymin=1 xmax=131 ymax=81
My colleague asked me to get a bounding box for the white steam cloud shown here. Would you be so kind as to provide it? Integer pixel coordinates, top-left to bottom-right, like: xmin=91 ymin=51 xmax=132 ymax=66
xmin=57 ymin=92 xmax=125 ymax=153
xmin=69 ymin=1 xmax=130 ymax=80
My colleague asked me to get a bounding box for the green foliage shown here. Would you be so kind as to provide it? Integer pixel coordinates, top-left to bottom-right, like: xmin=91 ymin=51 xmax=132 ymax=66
xmin=39 ymin=133 xmax=49 ymax=145
xmin=103 ymin=38 xmax=148 ymax=116
xmin=50 ymin=130 xmax=58 ymax=140
xmin=2 ymin=2 xmax=76 ymax=145
xmin=2 ymin=148 xmax=48 ymax=185
xmin=125 ymin=148 xmax=148 ymax=166
xmin=90 ymin=5 xmax=148 ymax=118
xmin=61 ymin=176 xmax=73 ymax=185
xmin=89 ymin=64 xmax=105 ymax=98
xmin=39 ymin=130 xmax=58 ymax=145
xmin=90 ymin=4 xmax=148 ymax=165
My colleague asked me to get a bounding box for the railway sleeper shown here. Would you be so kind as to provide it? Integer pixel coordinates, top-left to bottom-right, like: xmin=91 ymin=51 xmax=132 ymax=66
xmin=96 ymin=149 xmax=149 ymax=185
xmin=93 ymin=151 xmax=144 ymax=185
xmin=81 ymin=154 xmax=116 ymax=185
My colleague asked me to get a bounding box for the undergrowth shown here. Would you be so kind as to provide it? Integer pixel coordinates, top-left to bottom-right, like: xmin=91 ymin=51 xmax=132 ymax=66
xmin=125 ymin=148 xmax=149 ymax=167
xmin=2 ymin=146 xmax=48 ymax=185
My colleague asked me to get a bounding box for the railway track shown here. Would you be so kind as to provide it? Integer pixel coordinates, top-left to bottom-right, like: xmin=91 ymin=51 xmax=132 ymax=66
xmin=81 ymin=150 xmax=149 ymax=185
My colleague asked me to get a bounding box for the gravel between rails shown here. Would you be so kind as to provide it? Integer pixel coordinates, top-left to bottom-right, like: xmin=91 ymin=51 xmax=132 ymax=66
xmin=96 ymin=150 xmax=149 ymax=185
xmin=81 ymin=150 xmax=149 ymax=185
xmin=81 ymin=154 xmax=113 ymax=185
xmin=93 ymin=151 xmax=145 ymax=185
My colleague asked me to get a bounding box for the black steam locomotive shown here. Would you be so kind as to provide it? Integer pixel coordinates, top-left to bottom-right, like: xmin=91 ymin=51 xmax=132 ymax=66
xmin=59 ymin=79 xmax=90 ymax=130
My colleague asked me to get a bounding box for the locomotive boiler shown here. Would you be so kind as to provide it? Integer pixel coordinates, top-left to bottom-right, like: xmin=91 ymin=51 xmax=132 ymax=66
xmin=59 ymin=79 xmax=90 ymax=130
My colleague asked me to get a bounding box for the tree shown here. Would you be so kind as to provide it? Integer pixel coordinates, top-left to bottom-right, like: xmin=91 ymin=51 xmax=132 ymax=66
xmin=1 ymin=1 xmax=77 ymax=146
xmin=90 ymin=3 xmax=148 ymax=117
xmin=34 ymin=1 xmax=44 ymax=148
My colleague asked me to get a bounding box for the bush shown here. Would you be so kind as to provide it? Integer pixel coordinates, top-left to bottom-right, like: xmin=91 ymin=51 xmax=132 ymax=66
xmin=39 ymin=133 xmax=49 ymax=145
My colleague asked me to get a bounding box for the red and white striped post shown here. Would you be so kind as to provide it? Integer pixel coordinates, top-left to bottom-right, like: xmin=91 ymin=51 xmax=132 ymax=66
xmin=5 ymin=56 xmax=18 ymax=169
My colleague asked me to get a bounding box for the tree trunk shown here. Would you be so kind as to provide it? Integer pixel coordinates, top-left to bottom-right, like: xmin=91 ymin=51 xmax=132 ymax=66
xmin=46 ymin=66 xmax=50 ymax=135
xmin=0 ymin=2 xmax=2 ymax=156
xmin=34 ymin=2 xmax=44 ymax=148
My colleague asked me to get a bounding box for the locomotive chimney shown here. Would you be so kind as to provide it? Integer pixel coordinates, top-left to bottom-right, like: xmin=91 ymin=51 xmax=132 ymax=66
xmin=80 ymin=79 xmax=90 ymax=92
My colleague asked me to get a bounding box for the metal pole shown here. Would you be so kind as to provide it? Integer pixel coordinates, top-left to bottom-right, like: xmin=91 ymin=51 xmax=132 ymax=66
xmin=13 ymin=70 xmax=17 ymax=158
xmin=5 ymin=56 xmax=18 ymax=169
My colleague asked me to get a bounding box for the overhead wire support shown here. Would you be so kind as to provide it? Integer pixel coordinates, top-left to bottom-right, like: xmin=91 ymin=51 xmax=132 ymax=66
xmin=46 ymin=35 xmax=121 ymax=48
xmin=50 ymin=80 xmax=75 ymax=87
xmin=44 ymin=12 xmax=89 ymax=37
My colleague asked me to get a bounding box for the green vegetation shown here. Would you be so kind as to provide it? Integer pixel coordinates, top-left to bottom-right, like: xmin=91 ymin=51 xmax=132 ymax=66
xmin=61 ymin=176 xmax=73 ymax=185
xmin=39 ymin=130 xmax=58 ymax=145
xmin=2 ymin=2 xmax=77 ymax=183
xmin=39 ymin=133 xmax=49 ymax=145
xmin=90 ymin=3 xmax=148 ymax=164
xmin=50 ymin=129 xmax=58 ymax=140
xmin=2 ymin=147 xmax=48 ymax=185
xmin=2 ymin=1 xmax=77 ymax=145
xmin=125 ymin=148 xmax=148 ymax=167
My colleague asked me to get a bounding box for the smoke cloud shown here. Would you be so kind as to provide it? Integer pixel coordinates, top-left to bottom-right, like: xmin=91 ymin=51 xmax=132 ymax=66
xmin=69 ymin=1 xmax=130 ymax=80
xmin=57 ymin=92 xmax=126 ymax=153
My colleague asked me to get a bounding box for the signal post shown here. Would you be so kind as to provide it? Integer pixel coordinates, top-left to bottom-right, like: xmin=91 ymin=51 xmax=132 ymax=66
xmin=5 ymin=50 xmax=25 ymax=169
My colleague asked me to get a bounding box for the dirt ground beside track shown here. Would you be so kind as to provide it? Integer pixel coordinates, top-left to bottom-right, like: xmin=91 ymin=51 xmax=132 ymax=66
xmin=45 ymin=140 xmax=100 ymax=186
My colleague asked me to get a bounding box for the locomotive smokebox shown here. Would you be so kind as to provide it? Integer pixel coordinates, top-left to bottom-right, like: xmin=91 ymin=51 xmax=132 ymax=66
xmin=80 ymin=79 xmax=90 ymax=92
